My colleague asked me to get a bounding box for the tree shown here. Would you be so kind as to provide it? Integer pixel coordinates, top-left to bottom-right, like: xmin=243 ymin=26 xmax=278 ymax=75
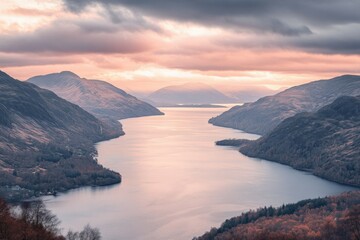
xmin=66 ymin=224 xmax=101 ymax=240
xmin=20 ymin=200 xmax=61 ymax=234
xmin=79 ymin=225 xmax=101 ymax=240
xmin=0 ymin=198 xmax=12 ymax=239
xmin=66 ymin=231 xmax=79 ymax=240
xmin=0 ymin=198 xmax=63 ymax=240
xmin=340 ymin=205 xmax=360 ymax=240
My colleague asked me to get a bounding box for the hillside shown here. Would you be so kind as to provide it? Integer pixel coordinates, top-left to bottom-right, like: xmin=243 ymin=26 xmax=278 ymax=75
xmin=147 ymin=82 xmax=236 ymax=106
xmin=28 ymin=71 xmax=163 ymax=120
xmin=209 ymin=75 xmax=360 ymax=135
xmin=224 ymin=87 xmax=278 ymax=103
xmin=0 ymin=70 xmax=122 ymax=201
xmin=234 ymin=96 xmax=360 ymax=187
xmin=195 ymin=191 xmax=360 ymax=240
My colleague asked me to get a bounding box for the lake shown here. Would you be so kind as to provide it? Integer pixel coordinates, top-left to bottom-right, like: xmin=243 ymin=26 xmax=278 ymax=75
xmin=42 ymin=107 xmax=355 ymax=240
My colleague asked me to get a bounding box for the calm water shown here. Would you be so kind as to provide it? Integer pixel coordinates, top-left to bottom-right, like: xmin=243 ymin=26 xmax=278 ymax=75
xmin=43 ymin=107 xmax=355 ymax=240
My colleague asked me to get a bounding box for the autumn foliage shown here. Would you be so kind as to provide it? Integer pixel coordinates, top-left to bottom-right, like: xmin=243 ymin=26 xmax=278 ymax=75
xmin=195 ymin=191 xmax=360 ymax=240
xmin=0 ymin=199 xmax=64 ymax=240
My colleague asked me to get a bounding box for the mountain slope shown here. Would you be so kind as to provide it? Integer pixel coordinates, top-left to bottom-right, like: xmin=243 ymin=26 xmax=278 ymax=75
xmin=28 ymin=71 xmax=163 ymax=120
xmin=209 ymin=75 xmax=360 ymax=135
xmin=147 ymin=82 xmax=236 ymax=105
xmin=238 ymin=96 xmax=360 ymax=187
xmin=224 ymin=87 xmax=278 ymax=103
xmin=0 ymin=70 xmax=122 ymax=201
xmin=196 ymin=191 xmax=360 ymax=240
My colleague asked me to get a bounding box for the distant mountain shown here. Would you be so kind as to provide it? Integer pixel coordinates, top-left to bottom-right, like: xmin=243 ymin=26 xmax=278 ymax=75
xmin=0 ymin=70 xmax=123 ymax=201
xmin=28 ymin=71 xmax=163 ymax=120
xmin=147 ymin=82 xmax=237 ymax=106
xmin=225 ymin=87 xmax=278 ymax=103
xmin=236 ymin=96 xmax=360 ymax=187
xmin=209 ymin=75 xmax=360 ymax=135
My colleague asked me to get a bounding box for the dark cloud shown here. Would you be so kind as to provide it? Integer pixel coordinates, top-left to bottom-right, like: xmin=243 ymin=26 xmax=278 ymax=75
xmin=0 ymin=20 xmax=156 ymax=54
xmin=2 ymin=0 xmax=359 ymax=61
xmin=74 ymin=20 xmax=119 ymax=33
xmin=266 ymin=20 xmax=312 ymax=36
xmin=62 ymin=0 xmax=360 ymax=34
xmin=294 ymin=31 xmax=360 ymax=54
xmin=59 ymin=0 xmax=360 ymax=55
xmin=102 ymin=7 xmax=162 ymax=32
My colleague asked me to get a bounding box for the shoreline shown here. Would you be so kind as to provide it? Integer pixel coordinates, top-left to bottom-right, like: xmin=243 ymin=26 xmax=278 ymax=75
xmin=215 ymin=138 xmax=360 ymax=189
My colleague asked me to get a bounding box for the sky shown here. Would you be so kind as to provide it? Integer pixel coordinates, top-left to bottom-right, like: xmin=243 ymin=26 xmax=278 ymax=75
xmin=1 ymin=0 xmax=360 ymax=94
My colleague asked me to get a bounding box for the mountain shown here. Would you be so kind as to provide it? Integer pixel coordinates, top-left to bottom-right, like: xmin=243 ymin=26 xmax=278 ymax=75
xmin=196 ymin=191 xmax=360 ymax=240
xmin=147 ymin=82 xmax=237 ymax=106
xmin=223 ymin=87 xmax=279 ymax=103
xmin=209 ymin=75 xmax=360 ymax=135
xmin=28 ymin=71 xmax=163 ymax=120
xmin=234 ymin=96 xmax=360 ymax=187
xmin=0 ymin=70 xmax=123 ymax=201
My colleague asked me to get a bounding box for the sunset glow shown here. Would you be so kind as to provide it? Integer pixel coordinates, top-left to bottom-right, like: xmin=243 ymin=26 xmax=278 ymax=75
xmin=1 ymin=1 xmax=360 ymax=239
xmin=1 ymin=0 xmax=360 ymax=93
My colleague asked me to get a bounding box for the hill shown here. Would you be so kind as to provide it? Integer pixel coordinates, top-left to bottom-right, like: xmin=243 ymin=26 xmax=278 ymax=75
xmin=209 ymin=75 xmax=360 ymax=135
xmin=0 ymin=70 xmax=122 ymax=201
xmin=233 ymin=96 xmax=360 ymax=187
xmin=28 ymin=71 xmax=163 ymax=120
xmin=147 ymin=82 xmax=236 ymax=106
xmin=224 ymin=87 xmax=278 ymax=103
xmin=195 ymin=191 xmax=360 ymax=240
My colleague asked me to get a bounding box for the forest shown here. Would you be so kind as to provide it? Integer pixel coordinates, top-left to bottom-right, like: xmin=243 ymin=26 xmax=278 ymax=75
xmin=0 ymin=139 xmax=121 ymax=202
xmin=215 ymin=139 xmax=251 ymax=147
xmin=195 ymin=191 xmax=360 ymax=240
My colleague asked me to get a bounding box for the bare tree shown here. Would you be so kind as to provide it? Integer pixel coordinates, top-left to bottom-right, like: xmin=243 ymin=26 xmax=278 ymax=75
xmin=20 ymin=200 xmax=61 ymax=234
xmin=66 ymin=224 xmax=101 ymax=240
xmin=66 ymin=230 xmax=80 ymax=240
xmin=79 ymin=225 xmax=101 ymax=240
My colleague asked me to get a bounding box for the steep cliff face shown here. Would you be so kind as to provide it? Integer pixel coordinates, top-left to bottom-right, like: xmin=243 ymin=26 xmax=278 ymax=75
xmin=28 ymin=71 xmax=163 ymax=120
xmin=239 ymin=95 xmax=360 ymax=187
xmin=0 ymin=71 xmax=122 ymax=201
xmin=210 ymin=75 xmax=360 ymax=135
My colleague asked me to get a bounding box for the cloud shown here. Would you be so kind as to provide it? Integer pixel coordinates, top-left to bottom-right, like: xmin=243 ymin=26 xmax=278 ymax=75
xmin=0 ymin=53 xmax=82 ymax=67
xmin=102 ymin=6 xmax=162 ymax=32
xmin=292 ymin=25 xmax=360 ymax=54
xmin=147 ymin=38 xmax=360 ymax=74
xmin=0 ymin=18 xmax=160 ymax=54
xmin=2 ymin=0 xmax=360 ymax=84
xmin=59 ymin=0 xmax=360 ymax=55
xmin=7 ymin=7 xmax=53 ymax=16
xmin=62 ymin=0 xmax=360 ymax=33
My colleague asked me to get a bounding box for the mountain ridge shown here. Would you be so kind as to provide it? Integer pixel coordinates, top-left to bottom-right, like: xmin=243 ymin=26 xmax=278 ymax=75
xmin=209 ymin=75 xmax=360 ymax=135
xmin=0 ymin=70 xmax=123 ymax=201
xmin=147 ymin=82 xmax=237 ymax=106
xmin=28 ymin=71 xmax=163 ymax=120
xmin=236 ymin=95 xmax=360 ymax=187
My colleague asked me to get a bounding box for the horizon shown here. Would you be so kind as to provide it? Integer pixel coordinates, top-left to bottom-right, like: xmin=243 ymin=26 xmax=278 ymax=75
xmin=1 ymin=0 xmax=360 ymax=93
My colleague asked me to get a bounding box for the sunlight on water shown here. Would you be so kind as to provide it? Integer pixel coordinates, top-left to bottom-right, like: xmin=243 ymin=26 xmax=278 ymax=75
xmin=43 ymin=107 xmax=356 ymax=240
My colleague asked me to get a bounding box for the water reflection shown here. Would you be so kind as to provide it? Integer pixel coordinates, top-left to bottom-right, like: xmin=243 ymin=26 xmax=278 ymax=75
xmin=43 ymin=107 xmax=356 ymax=240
